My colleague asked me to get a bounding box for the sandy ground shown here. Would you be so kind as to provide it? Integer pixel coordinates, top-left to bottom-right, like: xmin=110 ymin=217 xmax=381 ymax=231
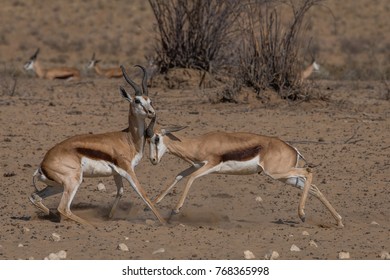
xmin=0 ymin=0 xmax=389 ymax=260
xmin=1 ymin=77 xmax=389 ymax=260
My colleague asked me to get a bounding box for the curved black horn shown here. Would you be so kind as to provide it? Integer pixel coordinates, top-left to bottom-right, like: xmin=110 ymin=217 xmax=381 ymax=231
xmin=91 ymin=52 xmax=96 ymax=60
xmin=135 ymin=64 xmax=148 ymax=96
xmin=31 ymin=48 xmax=40 ymax=60
xmin=145 ymin=115 xmax=157 ymax=138
xmin=120 ymin=65 xmax=142 ymax=96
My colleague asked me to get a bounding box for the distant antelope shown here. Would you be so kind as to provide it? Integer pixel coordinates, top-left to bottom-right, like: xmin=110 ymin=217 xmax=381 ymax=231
xmin=146 ymin=121 xmax=343 ymax=227
xmin=29 ymin=65 xmax=166 ymax=225
xmin=24 ymin=48 xmax=81 ymax=80
xmin=87 ymin=53 xmax=122 ymax=78
xmin=300 ymin=59 xmax=320 ymax=82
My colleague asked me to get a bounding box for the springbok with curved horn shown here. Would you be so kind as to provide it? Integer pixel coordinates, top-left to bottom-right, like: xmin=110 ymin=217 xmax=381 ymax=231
xmin=24 ymin=48 xmax=81 ymax=80
xmin=29 ymin=65 xmax=166 ymax=225
xmin=87 ymin=53 xmax=123 ymax=78
xmin=146 ymin=123 xmax=343 ymax=227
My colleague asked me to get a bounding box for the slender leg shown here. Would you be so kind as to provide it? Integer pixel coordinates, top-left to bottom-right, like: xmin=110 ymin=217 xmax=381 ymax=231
xmin=269 ymin=167 xmax=312 ymax=222
xmin=120 ymin=168 xmax=166 ymax=225
xmin=309 ymin=184 xmax=344 ymax=227
xmin=154 ymin=165 xmax=200 ymax=204
xmin=29 ymin=185 xmax=63 ymax=216
xmin=272 ymin=168 xmax=343 ymax=227
xmin=108 ymin=175 xmax=124 ymax=219
xmin=172 ymin=162 xmax=218 ymax=214
xmin=57 ymin=177 xmax=92 ymax=226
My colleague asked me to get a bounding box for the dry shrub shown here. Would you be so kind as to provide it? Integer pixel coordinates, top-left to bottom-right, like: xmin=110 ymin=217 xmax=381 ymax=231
xmin=148 ymin=0 xmax=241 ymax=73
xmin=238 ymin=0 xmax=323 ymax=100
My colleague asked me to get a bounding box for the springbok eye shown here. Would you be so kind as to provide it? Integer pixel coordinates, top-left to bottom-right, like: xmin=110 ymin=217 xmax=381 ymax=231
xmin=134 ymin=99 xmax=141 ymax=104
xmin=155 ymin=136 xmax=160 ymax=143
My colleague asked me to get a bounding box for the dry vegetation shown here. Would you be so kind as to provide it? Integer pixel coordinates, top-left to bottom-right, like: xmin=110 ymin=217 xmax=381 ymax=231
xmin=0 ymin=0 xmax=389 ymax=260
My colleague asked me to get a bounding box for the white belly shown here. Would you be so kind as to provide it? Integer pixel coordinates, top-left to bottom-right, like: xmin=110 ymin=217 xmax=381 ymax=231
xmin=81 ymin=157 xmax=114 ymax=177
xmin=214 ymin=156 xmax=261 ymax=175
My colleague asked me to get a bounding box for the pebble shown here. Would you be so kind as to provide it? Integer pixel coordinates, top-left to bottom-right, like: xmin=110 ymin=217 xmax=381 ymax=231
xmin=290 ymin=244 xmax=301 ymax=252
xmin=22 ymin=227 xmax=30 ymax=234
xmin=152 ymin=248 xmax=165 ymax=255
xmin=45 ymin=250 xmax=67 ymax=260
xmin=145 ymin=219 xmax=155 ymax=226
xmin=265 ymin=250 xmax=280 ymax=260
xmin=51 ymin=233 xmax=61 ymax=242
xmin=370 ymin=221 xmax=379 ymax=225
xmin=18 ymin=243 xmax=24 ymax=248
xmin=244 ymin=250 xmax=255 ymax=259
xmin=309 ymin=240 xmax=318 ymax=248
xmin=255 ymin=196 xmax=263 ymax=202
xmin=338 ymin=251 xmax=350 ymax=259
xmin=302 ymin=230 xmax=310 ymax=236
xmin=380 ymin=251 xmax=390 ymax=260
xmin=118 ymin=243 xmax=129 ymax=252
xmin=97 ymin=182 xmax=106 ymax=192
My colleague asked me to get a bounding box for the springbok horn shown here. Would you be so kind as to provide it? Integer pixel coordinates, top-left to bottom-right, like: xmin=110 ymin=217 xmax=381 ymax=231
xmin=145 ymin=115 xmax=157 ymax=138
xmin=91 ymin=52 xmax=96 ymax=60
xmin=31 ymin=48 xmax=40 ymax=60
xmin=134 ymin=65 xmax=148 ymax=96
xmin=120 ymin=65 xmax=142 ymax=96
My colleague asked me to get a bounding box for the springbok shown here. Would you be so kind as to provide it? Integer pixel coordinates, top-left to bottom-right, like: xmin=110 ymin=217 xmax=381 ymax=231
xmin=24 ymin=48 xmax=81 ymax=80
xmin=29 ymin=65 xmax=166 ymax=225
xmin=146 ymin=121 xmax=343 ymax=227
xmin=300 ymin=59 xmax=320 ymax=82
xmin=87 ymin=53 xmax=123 ymax=78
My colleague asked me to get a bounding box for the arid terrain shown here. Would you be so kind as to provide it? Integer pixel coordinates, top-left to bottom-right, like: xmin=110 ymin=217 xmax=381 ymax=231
xmin=0 ymin=0 xmax=389 ymax=260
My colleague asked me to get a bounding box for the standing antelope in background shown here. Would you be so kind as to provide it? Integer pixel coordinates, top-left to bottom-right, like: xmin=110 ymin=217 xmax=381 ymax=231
xmin=24 ymin=48 xmax=81 ymax=80
xmin=146 ymin=122 xmax=343 ymax=227
xmin=29 ymin=65 xmax=166 ymax=225
xmin=300 ymin=58 xmax=320 ymax=82
xmin=87 ymin=53 xmax=122 ymax=78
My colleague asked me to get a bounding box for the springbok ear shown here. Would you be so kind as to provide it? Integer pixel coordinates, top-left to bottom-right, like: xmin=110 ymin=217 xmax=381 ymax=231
xmin=161 ymin=126 xmax=188 ymax=136
xmin=119 ymin=86 xmax=133 ymax=102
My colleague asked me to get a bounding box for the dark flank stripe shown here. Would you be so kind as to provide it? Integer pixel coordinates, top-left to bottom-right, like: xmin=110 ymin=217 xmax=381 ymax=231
xmin=40 ymin=166 xmax=56 ymax=182
xmin=76 ymin=148 xmax=118 ymax=165
xmin=221 ymin=146 xmax=261 ymax=162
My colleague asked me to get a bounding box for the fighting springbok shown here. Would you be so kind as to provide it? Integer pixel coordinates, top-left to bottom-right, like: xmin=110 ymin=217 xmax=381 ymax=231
xmin=24 ymin=48 xmax=81 ymax=80
xmin=29 ymin=65 xmax=166 ymax=225
xmin=146 ymin=121 xmax=343 ymax=227
xmin=87 ymin=53 xmax=123 ymax=78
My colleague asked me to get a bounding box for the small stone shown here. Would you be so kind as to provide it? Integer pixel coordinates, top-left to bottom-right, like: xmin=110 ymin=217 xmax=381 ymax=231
xmin=57 ymin=250 xmax=67 ymax=259
xmin=152 ymin=248 xmax=165 ymax=255
xmin=18 ymin=243 xmax=24 ymax=248
xmin=45 ymin=250 xmax=67 ymax=260
xmin=265 ymin=250 xmax=280 ymax=260
xmin=48 ymin=253 xmax=60 ymax=260
xmin=255 ymin=196 xmax=263 ymax=202
xmin=338 ymin=251 xmax=350 ymax=259
xmin=302 ymin=230 xmax=310 ymax=236
xmin=97 ymin=182 xmax=106 ymax=192
xmin=290 ymin=244 xmax=301 ymax=252
xmin=370 ymin=221 xmax=379 ymax=225
xmin=309 ymin=240 xmax=318 ymax=248
xmin=51 ymin=233 xmax=61 ymax=242
xmin=118 ymin=243 xmax=129 ymax=252
xmin=124 ymin=236 xmax=129 ymax=240
xmin=145 ymin=219 xmax=155 ymax=226
xmin=380 ymin=251 xmax=390 ymax=260
xmin=22 ymin=227 xmax=30 ymax=234
xmin=244 ymin=250 xmax=255 ymax=259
